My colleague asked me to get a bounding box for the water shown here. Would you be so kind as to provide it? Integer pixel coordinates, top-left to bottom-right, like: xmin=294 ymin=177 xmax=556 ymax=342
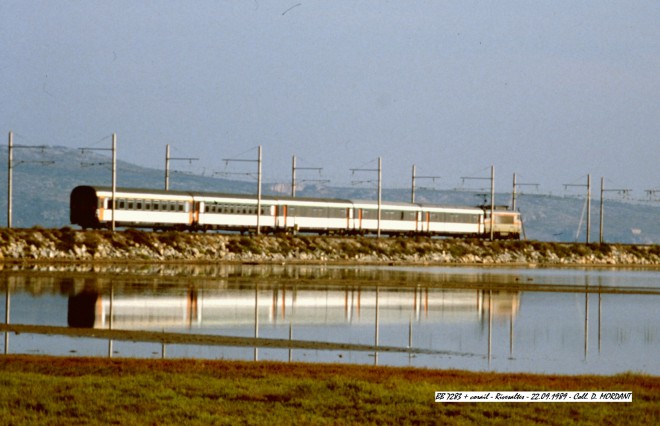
xmin=1 ymin=264 xmax=658 ymax=375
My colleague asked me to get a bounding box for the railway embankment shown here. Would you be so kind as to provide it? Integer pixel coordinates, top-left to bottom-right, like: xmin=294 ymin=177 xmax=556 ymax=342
xmin=1 ymin=227 xmax=659 ymax=266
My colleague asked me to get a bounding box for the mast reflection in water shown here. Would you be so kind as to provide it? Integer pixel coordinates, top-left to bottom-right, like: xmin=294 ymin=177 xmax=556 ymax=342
xmin=1 ymin=264 xmax=658 ymax=375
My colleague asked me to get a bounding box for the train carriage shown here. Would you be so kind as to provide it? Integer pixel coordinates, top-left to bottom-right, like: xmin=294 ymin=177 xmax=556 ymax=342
xmin=275 ymin=197 xmax=353 ymax=235
xmin=350 ymin=200 xmax=421 ymax=235
xmin=420 ymin=204 xmax=484 ymax=237
xmin=193 ymin=193 xmax=276 ymax=233
xmin=70 ymin=186 xmax=194 ymax=230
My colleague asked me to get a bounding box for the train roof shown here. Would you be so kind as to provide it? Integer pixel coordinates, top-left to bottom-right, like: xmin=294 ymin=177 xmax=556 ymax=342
xmin=73 ymin=185 xmax=353 ymax=204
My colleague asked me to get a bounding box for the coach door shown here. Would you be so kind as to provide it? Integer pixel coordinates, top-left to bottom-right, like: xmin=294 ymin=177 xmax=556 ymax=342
xmin=357 ymin=208 xmax=363 ymax=232
xmin=347 ymin=208 xmax=352 ymax=230
xmin=193 ymin=201 xmax=202 ymax=225
xmin=276 ymin=205 xmax=288 ymax=230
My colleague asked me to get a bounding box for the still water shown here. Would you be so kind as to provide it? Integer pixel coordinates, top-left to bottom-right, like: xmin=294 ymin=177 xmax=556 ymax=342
xmin=1 ymin=264 xmax=658 ymax=375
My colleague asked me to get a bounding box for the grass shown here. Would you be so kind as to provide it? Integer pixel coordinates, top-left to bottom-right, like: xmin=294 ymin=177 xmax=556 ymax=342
xmin=0 ymin=355 xmax=658 ymax=425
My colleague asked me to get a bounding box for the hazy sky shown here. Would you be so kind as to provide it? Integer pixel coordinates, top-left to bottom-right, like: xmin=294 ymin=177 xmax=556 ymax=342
xmin=2 ymin=1 xmax=659 ymax=196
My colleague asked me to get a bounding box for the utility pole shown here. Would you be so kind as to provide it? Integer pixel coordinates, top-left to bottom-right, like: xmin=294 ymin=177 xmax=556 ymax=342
xmin=291 ymin=155 xmax=326 ymax=197
xmin=587 ymin=174 xmax=591 ymax=243
xmin=164 ymin=144 xmax=198 ymax=191
xmin=511 ymin=173 xmax=539 ymax=211
xmin=257 ymin=145 xmax=262 ymax=235
xmin=411 ymin=164 xmax=415 ymax=204
xmin=460 ymin=165 xmax=495 ymax=240
xmin=111 ymin=134 xmax=116 ymax=231
xmin=350 ymin=157 xmax=383 ymax=237
xmin=563 ymin=174 xmax=591 ymax=243
xmin=599 ymin=177 xmax=631 ymax=244
xmin=410 ymin=164 xmax=441 ymax=204
xmin=291 ymin=155 xmax=295 ymax=197
xmin=378 ymin=157 xmax=382 ymax=238
xmin=490 ymin=166 xmax=495 ymax=241
xmin=221 ymin=145 xmax=262 ymax=234
xmin=165 ymin=144 xmax=170 ymax=190
xmin=7 ymin=131 xmax=12 ymax=228
xmin=79 ymin=133 xmax=118 ymax=231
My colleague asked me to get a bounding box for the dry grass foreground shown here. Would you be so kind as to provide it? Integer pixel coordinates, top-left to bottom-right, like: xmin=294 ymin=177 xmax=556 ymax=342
xmin=0 ymin=355 xmax=658 ymax=425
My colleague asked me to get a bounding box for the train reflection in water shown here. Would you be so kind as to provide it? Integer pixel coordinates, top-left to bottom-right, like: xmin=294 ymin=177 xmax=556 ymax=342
xmin=68 ymin=287 xmax=520 ymax=330
xmin=5 ymin=265 xmax=658 ymax=374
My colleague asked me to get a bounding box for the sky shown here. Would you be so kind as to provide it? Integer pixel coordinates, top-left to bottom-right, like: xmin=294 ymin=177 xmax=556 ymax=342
xmin=2 ymin=0 xmax=659 ymax=198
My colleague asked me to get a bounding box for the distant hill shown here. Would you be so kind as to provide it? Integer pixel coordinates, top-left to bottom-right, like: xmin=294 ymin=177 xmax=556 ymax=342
xmin=0 ymin=145 xmax=658 ymax=244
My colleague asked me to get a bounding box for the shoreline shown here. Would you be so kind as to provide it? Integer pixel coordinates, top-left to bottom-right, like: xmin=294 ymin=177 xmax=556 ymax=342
xmin=1 ymin=227 xmax=658 ymax=266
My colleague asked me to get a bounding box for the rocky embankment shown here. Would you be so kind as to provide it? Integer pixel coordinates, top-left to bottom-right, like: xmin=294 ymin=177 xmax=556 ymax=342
xmin=0 ymin=227 xmax=659 ymax=266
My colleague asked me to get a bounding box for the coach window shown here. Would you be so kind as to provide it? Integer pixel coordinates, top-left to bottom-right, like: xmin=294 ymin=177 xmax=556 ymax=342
xmin=106 ymin=199 xmax=113 ymax=210
xmin=329 ymin=207 xmax=342 ymax=218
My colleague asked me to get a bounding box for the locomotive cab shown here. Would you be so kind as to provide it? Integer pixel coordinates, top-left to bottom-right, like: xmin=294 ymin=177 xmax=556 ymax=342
xmin=483 ymin=207 xmax=522 ymax=239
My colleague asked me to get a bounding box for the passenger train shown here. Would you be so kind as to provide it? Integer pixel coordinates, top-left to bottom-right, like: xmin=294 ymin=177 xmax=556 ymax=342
xmin=70 ymin=185 xmax=522 ymax=239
